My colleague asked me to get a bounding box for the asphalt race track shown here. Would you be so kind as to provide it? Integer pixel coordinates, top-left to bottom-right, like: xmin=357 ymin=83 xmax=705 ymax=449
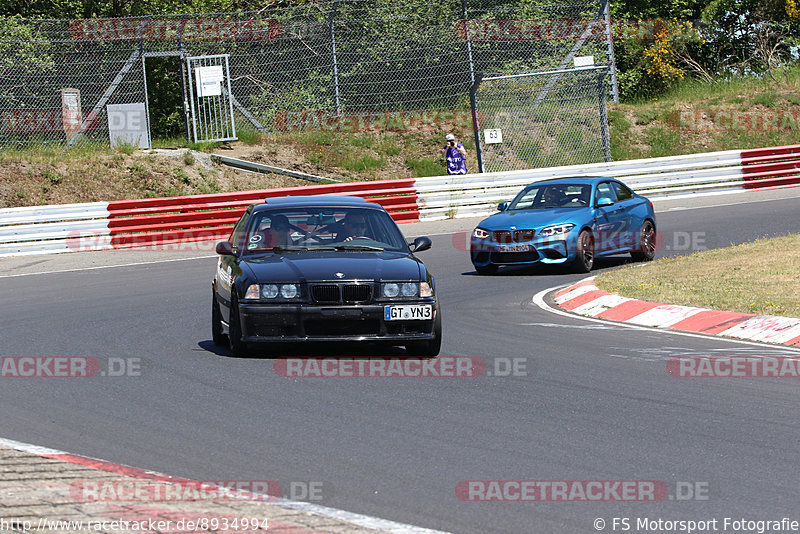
xmin=1 ymin=191 xmax=799 ymax=533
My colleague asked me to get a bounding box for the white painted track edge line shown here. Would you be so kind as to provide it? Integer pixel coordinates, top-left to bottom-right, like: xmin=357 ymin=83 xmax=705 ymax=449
xmin=532 ymin=284 xmax=800 ymax=354
xmin=0 ymin=436 xmax=452 ymax=534
xmin=0 ymin=255 xmax=217 ymax=279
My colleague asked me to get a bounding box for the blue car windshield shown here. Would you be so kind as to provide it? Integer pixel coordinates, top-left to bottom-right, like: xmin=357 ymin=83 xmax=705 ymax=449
xmin=509 ymin=184 xmax=591 ymax=210
xmin=240 ymin=207 xmax=409 ymax=254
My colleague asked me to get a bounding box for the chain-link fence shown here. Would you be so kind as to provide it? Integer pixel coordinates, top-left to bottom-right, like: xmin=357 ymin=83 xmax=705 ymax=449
xmin=473 ymin=66 xmax=611 ymax=173
xmin=0 ymin=0 xmax=616 ymax=165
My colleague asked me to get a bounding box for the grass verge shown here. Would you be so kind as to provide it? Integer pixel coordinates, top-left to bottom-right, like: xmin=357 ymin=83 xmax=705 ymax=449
xmin=594 ymin=234 xmax=800 ymax=318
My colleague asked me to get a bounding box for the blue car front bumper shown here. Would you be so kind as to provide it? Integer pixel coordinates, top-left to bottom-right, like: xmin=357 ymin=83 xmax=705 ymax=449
xmin=470 ymin=234 xmax=577 ymax=267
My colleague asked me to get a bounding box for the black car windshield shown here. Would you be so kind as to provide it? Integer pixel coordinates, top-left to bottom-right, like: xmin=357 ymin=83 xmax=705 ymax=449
xmin=508 ymin=184 xmax=591 ymax=210
xmin=241 ymin=207 xmax=409 ymax=254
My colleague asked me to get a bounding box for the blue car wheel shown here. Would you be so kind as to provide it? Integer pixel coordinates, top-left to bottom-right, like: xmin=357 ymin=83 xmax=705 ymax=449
xmin=631 ymin=220 xmax=656 ymax=262
xmin=573 ymin=229 xmax=594 ymax=273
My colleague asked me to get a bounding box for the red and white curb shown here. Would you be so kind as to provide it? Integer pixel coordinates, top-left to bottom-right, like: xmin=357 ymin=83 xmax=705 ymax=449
xmin=552 ymin=277 xmax=800 ymax=347
xmin=0 ymin=436 xmax=450 ymax=534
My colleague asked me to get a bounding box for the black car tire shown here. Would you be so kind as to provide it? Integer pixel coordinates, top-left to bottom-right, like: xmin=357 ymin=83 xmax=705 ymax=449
xmin=405 ymin=309 xmax=442 ymax=357
xmin=631 ymin=220 xmax=656 ymax=262
xmin=228 ymin=293 xmax=249 ymax=358
xmin=211 ymin=287 xmax=227 ymax=346
xmin=573 ymin=229 xmax=595 ymax=273
xmin=474 ymin=264 xmax=498 ymax=275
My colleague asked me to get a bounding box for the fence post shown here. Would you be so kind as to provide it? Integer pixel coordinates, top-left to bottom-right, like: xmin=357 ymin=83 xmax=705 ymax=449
xmin=329 ymin=0 xmax=341 ymax=116
xmin=469 ymin=75 xmax=484 ymax=173
xmin=177 ymin=16 xmax=191 ymax=142
xmin=461 ymin=0 xmax=475 ymax=86
xmin=602 ymin=0 xmax=620 ymax=103
xmin=598 ymin=70 xmax=611 ymax=162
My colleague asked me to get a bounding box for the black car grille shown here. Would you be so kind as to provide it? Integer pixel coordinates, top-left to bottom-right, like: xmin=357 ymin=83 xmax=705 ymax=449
xmin=342 ymin=284 xmax=371 ymax=303
xmin=493 ymin=230 xmax=535 ymax=243
xmin=310 ymin=283 xmax=372 ymax=304
xmin=311 ymin=284 xmax=340 ymax=303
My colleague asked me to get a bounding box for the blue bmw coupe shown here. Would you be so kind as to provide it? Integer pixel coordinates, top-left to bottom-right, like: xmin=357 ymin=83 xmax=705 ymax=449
xmin=470 ymin=177 xmax=656 ymax=274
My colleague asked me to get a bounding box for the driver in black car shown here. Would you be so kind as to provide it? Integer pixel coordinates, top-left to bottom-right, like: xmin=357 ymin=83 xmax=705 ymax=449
xmin=337 ymin=213 xmax=369 ymax=242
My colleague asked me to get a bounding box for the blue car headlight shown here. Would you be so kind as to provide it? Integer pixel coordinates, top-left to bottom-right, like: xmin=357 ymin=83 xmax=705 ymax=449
xmin=473 ymin=228 xmax=489 ymax=239
xmin=539 ymin=223 xmax=575 ymax=237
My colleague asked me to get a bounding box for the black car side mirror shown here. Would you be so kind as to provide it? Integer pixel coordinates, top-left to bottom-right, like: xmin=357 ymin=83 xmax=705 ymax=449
xmin=216 ymin=241 xmax=234 ymax=255
xmin=408 ymin=236 xmax=432 ymax=253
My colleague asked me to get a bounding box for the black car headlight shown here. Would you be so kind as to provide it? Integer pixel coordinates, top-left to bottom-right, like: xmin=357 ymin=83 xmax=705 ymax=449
xmin=245 ymin=284 xmax=301 ymax=300
xmin=381 ymin=282 xmax=433 ymax=298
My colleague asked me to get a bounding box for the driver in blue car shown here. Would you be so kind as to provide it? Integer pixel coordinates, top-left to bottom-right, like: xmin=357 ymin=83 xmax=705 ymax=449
xmin=542 ymin=187 xmax=567 ymax=207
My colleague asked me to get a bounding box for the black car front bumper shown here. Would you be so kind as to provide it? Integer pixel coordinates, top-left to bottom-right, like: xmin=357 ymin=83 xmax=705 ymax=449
xmin=238 ymin=301 xmax=439 ymax=343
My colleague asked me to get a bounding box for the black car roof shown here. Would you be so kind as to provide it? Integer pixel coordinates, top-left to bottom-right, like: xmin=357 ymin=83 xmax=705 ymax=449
xmin=252 ymin=195 xmax=380 ymax=212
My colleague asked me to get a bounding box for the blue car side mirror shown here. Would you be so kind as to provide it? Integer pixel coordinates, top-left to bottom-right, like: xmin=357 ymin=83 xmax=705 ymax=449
xmin=596 ymin=197 xmax=615 ymax=208
xmin=497 ymin=201 xmax=509 ymax=212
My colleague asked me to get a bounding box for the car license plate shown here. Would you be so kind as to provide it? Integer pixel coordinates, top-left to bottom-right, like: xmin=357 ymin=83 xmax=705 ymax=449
xmin=498 ymin=244 xmax=531 ymax=252
xmin=384 ymin=305 xmax=432 ymax=321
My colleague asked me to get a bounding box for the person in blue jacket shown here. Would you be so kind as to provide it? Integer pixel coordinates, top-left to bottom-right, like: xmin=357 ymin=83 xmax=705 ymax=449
xmin=442 ymin=133 xmax=468 ymax=175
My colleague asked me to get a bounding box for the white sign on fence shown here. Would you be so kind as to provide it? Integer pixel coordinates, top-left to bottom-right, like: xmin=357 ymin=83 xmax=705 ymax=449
xmin=484 ymin=128 xmax=503 ymax=144
xmin=107 ymin=103 xmax=149 ymax=149
xmin=195 ymin=65 xmax=224 ymax=97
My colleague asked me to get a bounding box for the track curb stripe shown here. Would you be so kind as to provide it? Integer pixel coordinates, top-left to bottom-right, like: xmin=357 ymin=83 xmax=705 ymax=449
xmin=553 ymin=279 xmax=800 ymax=347
xmin=0 ymin=437 xmax=451 ymax=534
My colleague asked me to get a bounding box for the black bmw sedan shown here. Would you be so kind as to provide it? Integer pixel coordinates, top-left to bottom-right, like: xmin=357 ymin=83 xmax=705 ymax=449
xmin=212 ymin=195 xmax=441 ymax=357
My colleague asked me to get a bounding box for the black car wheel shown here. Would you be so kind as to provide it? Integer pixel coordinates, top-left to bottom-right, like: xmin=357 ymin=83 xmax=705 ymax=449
xmin=474 ymin=264 xmax=498 ymax=275
xmin=573 ymin=229 xmax=594 ymax=273
xmin=211 ymin=286 xmax=227 ymax=346
xmin=405 ymin=309 xmax=442 ymax=357
xmin=631 ymin=220 xmax=656 ymax=262
xmin=228 ymin=293 xmax=249 ymax=358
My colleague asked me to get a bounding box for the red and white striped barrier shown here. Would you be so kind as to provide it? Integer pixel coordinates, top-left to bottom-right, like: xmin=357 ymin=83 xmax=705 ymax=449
xmin=1 ymin=143 xmax=799 ymax=256
xmin=415 ymin=143 xmax=800 ymax=220
xmin=554 ymin=278 xmax=800 ymax=347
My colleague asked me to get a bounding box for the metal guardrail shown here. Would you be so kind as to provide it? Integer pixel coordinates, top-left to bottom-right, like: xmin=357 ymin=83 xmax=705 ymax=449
xmin=210 ymin=155 xmax=341 ymax=183
xmin=1 ymin=144 xmax=799 ymax=256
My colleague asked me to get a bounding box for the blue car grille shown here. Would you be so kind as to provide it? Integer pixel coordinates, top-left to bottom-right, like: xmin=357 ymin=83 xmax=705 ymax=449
xmin=493 ymin=230 xmax=535 ymax=243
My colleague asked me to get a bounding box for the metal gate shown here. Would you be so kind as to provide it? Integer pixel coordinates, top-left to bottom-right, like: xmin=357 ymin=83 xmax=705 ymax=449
xmin=186 ymin=54 xmax=237 ymax=143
